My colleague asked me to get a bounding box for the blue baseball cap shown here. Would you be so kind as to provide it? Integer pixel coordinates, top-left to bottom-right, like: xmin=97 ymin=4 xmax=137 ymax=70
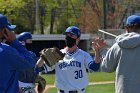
xmin=17 ymin=32 xmax=32 ymax=41
xmin=63 ymin=26 xmax=81 ymax=37
xmin=126 ymin=15 xmax=140 ymax=25
xmin=0 ymin=14 xmax=16 ymax=31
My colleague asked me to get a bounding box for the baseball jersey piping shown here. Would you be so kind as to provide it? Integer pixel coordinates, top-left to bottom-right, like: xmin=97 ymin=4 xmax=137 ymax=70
xmin=66 ymin=48 xmax=79 ymax=56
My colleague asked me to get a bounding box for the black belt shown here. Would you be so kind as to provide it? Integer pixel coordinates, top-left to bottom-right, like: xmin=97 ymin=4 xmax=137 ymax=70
xmin=59 ymin=88 xmax=84 ymax=93
xmin=19 ymin=87 xmax=33 ymax=93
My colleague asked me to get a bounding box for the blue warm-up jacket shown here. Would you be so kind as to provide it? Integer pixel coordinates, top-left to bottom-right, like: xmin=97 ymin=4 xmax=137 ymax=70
xmin=19 ymin=51 xmax=37 ymax=83
xmin=0 ymin=39 xmax=35 ymax=93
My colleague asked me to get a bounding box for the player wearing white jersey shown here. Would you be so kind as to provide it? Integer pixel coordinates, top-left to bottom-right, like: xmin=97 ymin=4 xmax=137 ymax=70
xmin=36 ymin=26 xmax=101 ymax=93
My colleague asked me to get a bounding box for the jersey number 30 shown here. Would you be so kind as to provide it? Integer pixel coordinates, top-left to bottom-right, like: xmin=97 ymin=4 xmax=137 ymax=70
xmin=74 ymin=70 xmax=83 ymax=79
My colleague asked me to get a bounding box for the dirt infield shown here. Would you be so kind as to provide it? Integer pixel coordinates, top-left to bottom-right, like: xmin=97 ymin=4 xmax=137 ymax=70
xmin=43 ymin=81 xmax=114 ymax=92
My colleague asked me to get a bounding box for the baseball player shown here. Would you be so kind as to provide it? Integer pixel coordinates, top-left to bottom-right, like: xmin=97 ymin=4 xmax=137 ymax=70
xmin=17 ymin=32 xmax=46 ymax=93
xmin=0 ymin=14 xmax=35 ymax=93
xmin=36 ymin=26 xmax=101 ymax=93
xmin=17 ymin=32 xmax=37 ymax=93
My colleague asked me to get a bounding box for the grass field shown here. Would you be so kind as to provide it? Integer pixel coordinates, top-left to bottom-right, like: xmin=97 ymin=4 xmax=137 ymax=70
xmin=46 ymin=84 xmax=115 ymax=93
xmin=41 ymin=72 xmax=115 ymax=84
xmin=41 ymin=72 xmax=115 ymax=93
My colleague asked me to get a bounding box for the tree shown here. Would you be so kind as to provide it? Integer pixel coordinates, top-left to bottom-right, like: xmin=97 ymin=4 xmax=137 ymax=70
xmin=0 ymin=0 xmax=24 ymax=33
xmin=0 ymin=0 xmax=85 ymax=34
xmin=77 ymin=0 xmax=102 ymax=33
xmin=78 ymin=0 xmax=140 ymax=33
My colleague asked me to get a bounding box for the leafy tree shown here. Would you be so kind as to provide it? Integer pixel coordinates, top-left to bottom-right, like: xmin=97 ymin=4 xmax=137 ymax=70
xmin=0 ymin=0 xmax=24 ymax=33
xmin=77 ymin=0 xmax=102 ymax=33
xmin=16 ymin=0 xmax=36 ymax=34
xmin=78 ymin=0 xmax=140 ymax=33
xmin=0 ymin=0 xmax=85 ymax=34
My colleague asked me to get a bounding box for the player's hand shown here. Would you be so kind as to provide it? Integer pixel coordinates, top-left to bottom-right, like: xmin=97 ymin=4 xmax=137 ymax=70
xmin=92 ymin=37 xmax=107 ymax=51
xmin=2 ymin=29 xmax=16 ymax=42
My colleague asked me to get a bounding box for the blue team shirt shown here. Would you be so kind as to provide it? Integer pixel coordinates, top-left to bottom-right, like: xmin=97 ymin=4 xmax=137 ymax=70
xmin=19 ymin=51 xmax=37 ymax=83
xmin=0 ymin=39 xmax=35 ymax=93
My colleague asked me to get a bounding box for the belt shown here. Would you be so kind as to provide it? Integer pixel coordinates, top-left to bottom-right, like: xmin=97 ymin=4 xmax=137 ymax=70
xmin=59 ymin=88 xmax=85 ymax=93
xmin=19 ymin=87 xmax=33 ymax=93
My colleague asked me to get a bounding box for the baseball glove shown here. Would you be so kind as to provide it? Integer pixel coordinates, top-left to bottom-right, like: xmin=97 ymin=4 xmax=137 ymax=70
xmin=35 ymin=75 xmax=46 ymax=93
xmin=40 ymin=47 xmax=65 ymax=67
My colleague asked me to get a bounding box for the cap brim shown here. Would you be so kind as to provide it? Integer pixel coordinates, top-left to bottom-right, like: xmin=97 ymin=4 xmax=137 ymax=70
xmin=6 ymin=25 xmax=16 ymax=31
xmin=63 ymin=32 xmax=76 ymax=35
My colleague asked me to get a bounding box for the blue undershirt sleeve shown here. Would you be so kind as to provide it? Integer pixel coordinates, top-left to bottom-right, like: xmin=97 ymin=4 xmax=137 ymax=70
xmin=34 ymin=65 xmax=45 ymax=74
xmin=88 ymin=61 xmax=100 ymax=71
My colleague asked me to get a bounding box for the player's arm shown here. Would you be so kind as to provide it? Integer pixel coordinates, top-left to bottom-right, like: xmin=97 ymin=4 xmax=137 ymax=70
xmin=92 ymin=37 xmax=107 ymax=63
xmin=88 ymin=52 xmax=100 ymax=71
xmin=88 ymin=38 xmax=103 ymax=71
xmin=35 ymin=57 xmax=45 ymax=73
xmin=7 ymin=46 xmax=35 ymax=70
xmin=36 ymin=57 xmax=44 ymax=67
xmin=35 ymin=57 xmax=45 ymax=74
xmin=87 ymin=37 xmax=109 ymax=71
xmin=3 ymin=30 xmax=33 ymax=57
xmin=84 ymin=52 xmax=100 ymax=71
xmin=89 ymin=43 xmax=101 ymax=71
xmin=35 ymin=57 xmax=55 ymax=74
xmin=10 ymin=39 xmax=34 ymax=57
xmin=4 ymin=32 xmax=35 ymax=70
xmin=88 ymin=61 xmax=100 ymax=71
xmin=94 ymin=46 xmax=100 ymax=64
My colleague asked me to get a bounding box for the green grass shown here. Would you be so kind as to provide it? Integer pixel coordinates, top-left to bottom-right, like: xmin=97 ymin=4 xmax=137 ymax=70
xmin=86 ymin=84 xmax=115 ymax=93
xmin=41 ymin=72 xmax=115 ymax=85
xmin=45 ymin=84 xmax=115 ymax=93
xmin=45 ymin=88 xmax=57 ymax=93
xmin=88 ymin=72 xmax=115 ymax=82
xmin=42 ymin=72 xmax=115 ymax=93
xmin=41 ymin=74 xmax=55 ymax=85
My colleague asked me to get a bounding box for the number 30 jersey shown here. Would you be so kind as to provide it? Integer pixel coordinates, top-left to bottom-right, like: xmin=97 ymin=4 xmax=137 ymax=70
xmin=54 ymin=48 xmax=94 ymax=90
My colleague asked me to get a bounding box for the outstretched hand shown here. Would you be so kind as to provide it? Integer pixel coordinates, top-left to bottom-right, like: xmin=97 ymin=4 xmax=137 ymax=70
xmin=92 ymin=37 xmax=107 ymax=51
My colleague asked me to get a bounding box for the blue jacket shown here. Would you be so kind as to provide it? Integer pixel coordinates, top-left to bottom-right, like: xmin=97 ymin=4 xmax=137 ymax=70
xmin=0 ymin=39 xmax=35 ymax=93
xmin=19 ymin=51 xmax=37 ymax=83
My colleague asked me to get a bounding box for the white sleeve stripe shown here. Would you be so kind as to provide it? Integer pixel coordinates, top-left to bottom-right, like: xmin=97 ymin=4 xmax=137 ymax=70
xmin=88 ymin=61 xmax=93 ymax=67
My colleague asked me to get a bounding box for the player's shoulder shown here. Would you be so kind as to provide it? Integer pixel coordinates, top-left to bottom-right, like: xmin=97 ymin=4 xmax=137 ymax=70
xmin=77 ymin=49 xmax=90 ymax=56
xmin=0 ymin=43 xmax=19 ymax=55
xmin=1 ymin=43 xmax=15 ymax=51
